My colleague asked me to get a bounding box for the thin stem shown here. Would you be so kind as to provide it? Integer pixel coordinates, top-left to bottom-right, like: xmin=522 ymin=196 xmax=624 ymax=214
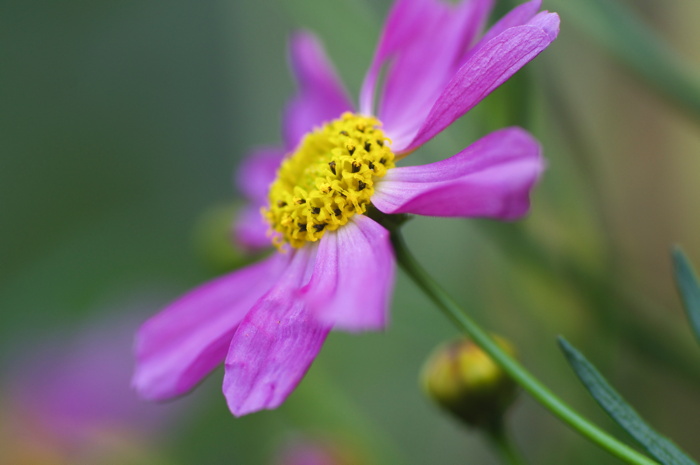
xmin=391 ymin=231 xmax=659 ymax=465
xmin=486 ymin=422 xmax=527 ymax=465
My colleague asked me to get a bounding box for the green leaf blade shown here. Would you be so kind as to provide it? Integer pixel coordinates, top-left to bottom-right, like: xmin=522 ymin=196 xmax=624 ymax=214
xmin=558 ymin=337 xmax=697 ymax=465
xmin=672 ymin=247 xmax=700 ymax=345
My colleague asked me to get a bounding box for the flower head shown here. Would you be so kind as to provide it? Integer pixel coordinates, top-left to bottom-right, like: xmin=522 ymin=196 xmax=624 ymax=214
xmin=133 ymin=0 xmax=559 ymax=416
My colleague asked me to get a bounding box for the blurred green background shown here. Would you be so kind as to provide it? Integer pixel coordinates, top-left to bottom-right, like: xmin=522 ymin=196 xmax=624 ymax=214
xmin=2 ymin=0 xmax=700 ymax=464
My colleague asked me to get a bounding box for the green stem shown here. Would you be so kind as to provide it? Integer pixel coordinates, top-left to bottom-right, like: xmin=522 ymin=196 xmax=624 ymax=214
xmin=486 ymin=422 xmax=528 ymax=465
xmin=390 ymin=231 xmax=659 ymax=465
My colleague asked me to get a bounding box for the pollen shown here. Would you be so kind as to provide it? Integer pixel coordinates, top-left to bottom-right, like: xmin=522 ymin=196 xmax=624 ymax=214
xmin=264 ymin=112 xmax=395 ymax=248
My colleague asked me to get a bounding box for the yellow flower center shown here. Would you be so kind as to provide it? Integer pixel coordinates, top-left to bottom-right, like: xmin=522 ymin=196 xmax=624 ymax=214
xmin=264 ymin=112 xmax=395 ymax=248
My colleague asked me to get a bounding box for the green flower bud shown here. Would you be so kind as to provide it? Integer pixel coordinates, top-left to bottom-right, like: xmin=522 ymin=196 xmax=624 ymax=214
xmin=421 ymin=336 xmax=518 ymax=428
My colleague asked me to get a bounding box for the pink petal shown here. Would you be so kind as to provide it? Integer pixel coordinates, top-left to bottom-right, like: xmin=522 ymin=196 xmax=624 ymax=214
xmin=527 ymin=10 xmax=561 ymax=42
xmin=465 ymin=0 xmax=542 ymax=60
xmin=223 ymin=246 xmax=330 ymax=417
xmin=233 ymin=204 xmax=270 ymax=252
xmin=283 ymin=31 xmax=353 ymax=151
xmin=372 ymin=127 xmax=544 ymax=220
xmin=132 ymin=253 xmax=289 ymax=400
xmin=235 ymin=147 xmax=285 ymax=205
xmin=302 ymin=215 xmax=395 ymax=332
xmin=232 ymin=148 xmax=283 ymax=251
xmin=360 ymin=0 xmax=493 ymax=149
xmin=399 ymin=13 xmax=560 ymax=152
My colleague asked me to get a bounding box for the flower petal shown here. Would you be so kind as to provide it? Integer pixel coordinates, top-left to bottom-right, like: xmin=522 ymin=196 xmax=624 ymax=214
xmin=283 ymin=31 xmax=354 ymax=151
xmin=233 ymin=148 xmax=283 ymax=251
xmin=360 ymin=0 xmax=493 ymax=149
xmin=399 ymin=13 xmax=560 ymax=152
xmin=132 ymin=253 xmax=289 ymax=400
xmin=372 ymin=127 xmax=544 ymax=220
xmin=223 ymin=246 xmax=330 ymax=417
xmin=235 ymin=147 xmax=285 ymax=205
xmin=465 ymin=0 xmax=542 ymax=60
xmin=232 ymin=204 xmax=270 ymax=252
xmin=302 ymin=215 xmax=395 ymax=332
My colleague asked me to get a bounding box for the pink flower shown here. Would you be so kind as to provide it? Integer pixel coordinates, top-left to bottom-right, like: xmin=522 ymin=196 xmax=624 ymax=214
xmin=133 ymin=0 xmax=559 ymax=416
xmin=3 ymin=313 xmax=182 ymax=463
xmin=273 ymin=437 xmax=357 ymax=465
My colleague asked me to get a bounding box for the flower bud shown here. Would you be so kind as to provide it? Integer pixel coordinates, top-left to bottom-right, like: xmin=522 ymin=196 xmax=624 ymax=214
xmin=421 ymin=336 xmax=518 ymax=428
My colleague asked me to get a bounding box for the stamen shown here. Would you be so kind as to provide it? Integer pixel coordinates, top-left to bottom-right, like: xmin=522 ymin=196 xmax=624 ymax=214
xmin=263 ymin=112 xmax=395 ymax=248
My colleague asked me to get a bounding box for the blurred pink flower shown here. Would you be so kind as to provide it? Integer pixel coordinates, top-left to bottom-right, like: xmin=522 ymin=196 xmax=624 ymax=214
xmin=133 ymin=0 xmax=558 ymax=416
xmin=2 ymin=314 xmax=181 ymax=463
xmin=274 ymin=437 xmax=360 ymax=465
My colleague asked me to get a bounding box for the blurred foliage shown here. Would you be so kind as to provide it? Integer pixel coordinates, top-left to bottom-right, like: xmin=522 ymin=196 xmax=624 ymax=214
xmin=549 ymin=0 xmax=700 ymax=120
xmin=2 ymin=0 xmax=700 ymax=464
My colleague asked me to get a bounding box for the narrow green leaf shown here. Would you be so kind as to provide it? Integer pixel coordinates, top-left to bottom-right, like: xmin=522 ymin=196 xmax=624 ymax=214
xmin=672 ymin=247 xmax=700 ymax=346
xmin=558 ymin=337 xmax=697 ymax=465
